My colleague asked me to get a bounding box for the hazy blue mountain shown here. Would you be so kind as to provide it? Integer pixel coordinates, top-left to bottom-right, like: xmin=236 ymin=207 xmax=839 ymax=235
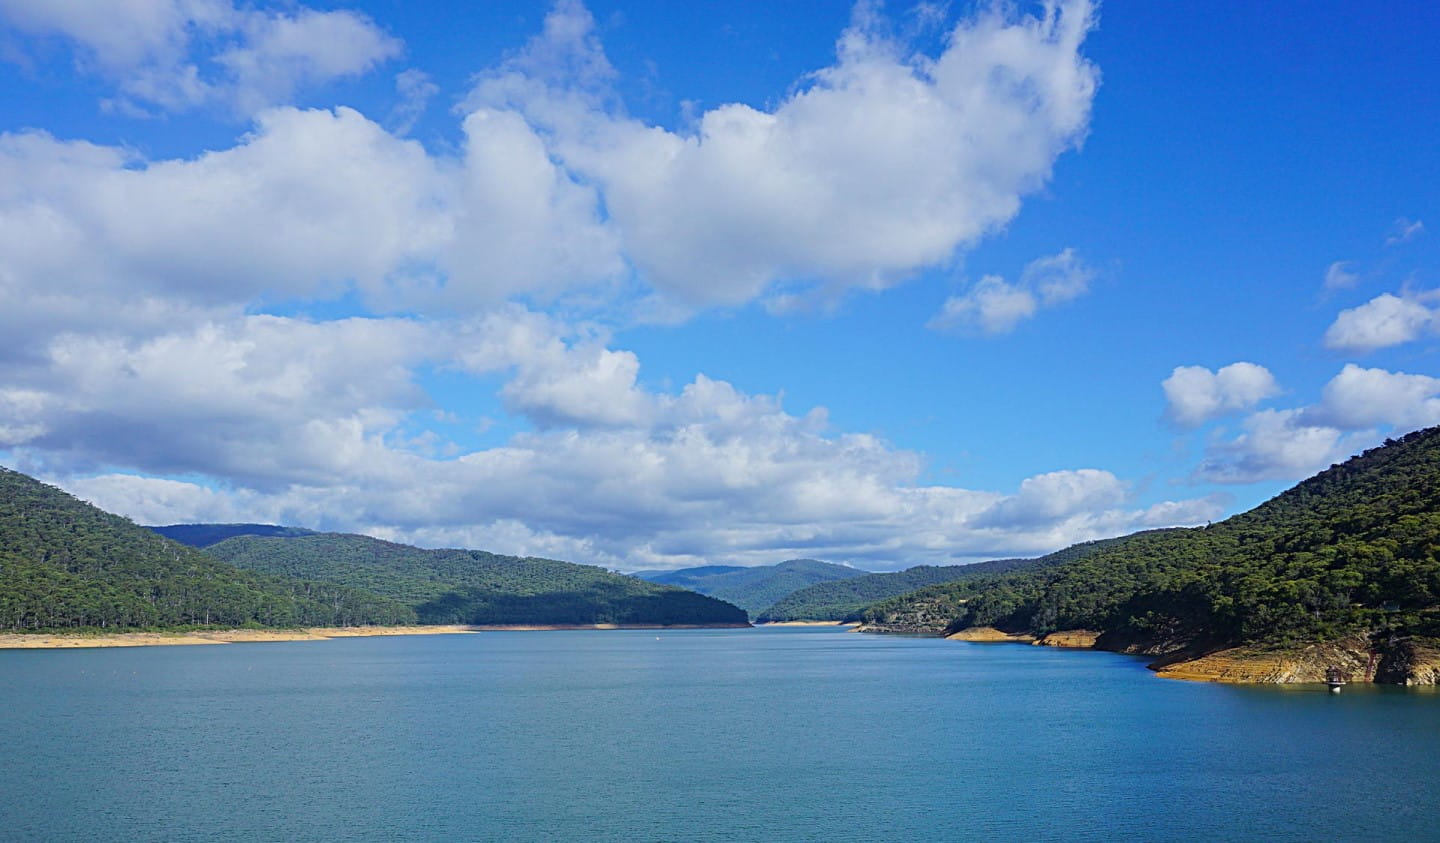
xmin=149 ymin=523 xmax=318 ymax=548
xmin=634 ymin=558 xmax=868 ymax=616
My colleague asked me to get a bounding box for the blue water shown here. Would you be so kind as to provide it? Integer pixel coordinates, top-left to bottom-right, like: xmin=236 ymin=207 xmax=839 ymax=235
xmin=2 ymin=627 xmax=1437 ymax=841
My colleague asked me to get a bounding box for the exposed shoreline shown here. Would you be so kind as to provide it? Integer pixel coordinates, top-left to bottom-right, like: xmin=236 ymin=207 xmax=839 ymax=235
xmin=0 ymin=622 xmax=750 ymax=650
xmin=0 ymin=625 xmax=481 ymax=649
xmin=468 ymin=623 xmax=753 ymax=631
xmin=754 ymin=620 xmax=859 ymax=627
xmin=922 ymin=625 xmax=1440 ymax=686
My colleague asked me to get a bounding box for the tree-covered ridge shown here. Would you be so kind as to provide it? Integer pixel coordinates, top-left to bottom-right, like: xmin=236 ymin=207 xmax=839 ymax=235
xmin=149 ymin=523 xmax=318 ymax=548
xmin=0 ymin=468 xmax=414 ymax=630
xmin=757 ymin=560 xmax=1030 ymax=622
xmin=864 ymin=427 xmax=1440 ymax=652
xmin=207 ymin=533 xmax=749 ymax=626
xmin=633 ymin=558 xmax=868 ymax=616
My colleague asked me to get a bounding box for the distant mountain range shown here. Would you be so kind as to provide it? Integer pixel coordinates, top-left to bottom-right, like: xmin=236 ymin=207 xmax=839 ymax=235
xmin=632 ymin=558 xmax=867 ymax=617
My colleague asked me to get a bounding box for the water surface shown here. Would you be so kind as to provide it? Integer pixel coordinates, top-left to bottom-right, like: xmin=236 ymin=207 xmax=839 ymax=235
xmin=3 ymin=627 xmax=1436 ymax=841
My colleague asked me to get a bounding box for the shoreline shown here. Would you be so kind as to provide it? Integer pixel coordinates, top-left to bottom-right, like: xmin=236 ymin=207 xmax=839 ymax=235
xmin=753 ymin=620 xmax=859 ymax=627
xmin=0 ymin=622 xmax=750 ymax=650
xmin=470 ymin=623 xmax=753 ymax=631
xmin=0 ymin=625 xmax=481 ymax=649
xmin=924 ymin=625 xmax=1440 ymax=686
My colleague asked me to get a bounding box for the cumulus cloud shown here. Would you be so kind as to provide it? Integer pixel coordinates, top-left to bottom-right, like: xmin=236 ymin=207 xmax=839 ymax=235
xmin=929 ymin=247 xmax=1094 ymax=334
xmin=0 ymin=0 xmax=400 ymax=115
xmin=1162 ymin=362 xmax=1281 ymax=428
xmin=3 ymin=316 xmax=437 ymax=489
xmin=0 ymin=103 xmax=629 ymax=348
xmin=1192 ymin=364 xmax=1440 ymax=485
xmin=1 ymin=1 xmax=1100 ymax=328
xmin=469 ymin=0 xmax=1099 ymax=307
xmin=6 ymin=302 xmax=1220 ymax=569
xmin=1306 ymin=364 xmax=1440 ymax=431
xmin=1192 ymin=409 xmax=1364 ymax=485
xmin=0 ymin=2 xmax=1225 ymax=570
xmin=929 ymin=274 xmax=1037 ymax=335
xmin=972 ymin=469 xmax=1127 ymax=528
xmin=1323 ymin=292 xmax=1437 ymax=352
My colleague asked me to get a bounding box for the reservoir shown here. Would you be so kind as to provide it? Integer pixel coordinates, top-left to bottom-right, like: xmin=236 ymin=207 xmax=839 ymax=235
xmin=3 ymin=626 xmax=1437 ymax=841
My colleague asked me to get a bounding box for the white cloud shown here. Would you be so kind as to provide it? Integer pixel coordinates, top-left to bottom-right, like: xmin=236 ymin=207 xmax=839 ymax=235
xmin=1323 ymin=260 xmax=1359 ymax=290
xmin=214 ymin=8 xmax=402 ymax=116
xmin=9 ymin=316 xmax=435 ymax=489
xmin=1191 ymin=363 xmax=1440 ymax=485
xmin=929 ymin=247 xmax=1094 ymax=335
xmin=0 ymin=104 xmax=629 ymax=342
xmin=1306 ymin=364 xmax=1440 ymax=431
xmin=443 ymin=107 xmax=623 ymax=305
xmin=0 ymin=108 xmax=444 ymax=315
xmin=973 ymin=469 xmax=1127 ymax=528
xmin=6 ymin=302 xmax=1220 ymax=570
xmin=0 ymin=2 xmax=1229 ymax=570
xmin=929 ymin=274 xmax=1037 ymax=335
xmin=1323 ymin=292 xmax=1436 ymax=352
xmin=1192 ymin=409 xmax=1364 ymax=485
xmin=1385 ymin=217 xmax=1425 ymax=247
xmin=1025 ymin=247 xmax=1095 ymax=305
xmin=0 ymin=0 xmax=399 ymax=115
xmin=1 ymin=1 xmax=1099 ymax=327
xmin=1162 ymin=362 xmax=1281 ymax=428
xmin=469 ymin=0 xmax=1099 ymax=307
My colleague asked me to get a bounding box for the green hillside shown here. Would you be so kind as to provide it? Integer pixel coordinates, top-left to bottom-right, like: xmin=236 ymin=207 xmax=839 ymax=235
xmin=757 ymin=559 xmax=1032 ymax=622
xmin=634 ymin=558 xmax=868 ymax=616
xmin=207 ymin=533 xmax=749 ymax=626
xmin=0 ymin=468 xmax=414 ymax=631
xmin=864 ymin=427 xmax=1440 ymax=655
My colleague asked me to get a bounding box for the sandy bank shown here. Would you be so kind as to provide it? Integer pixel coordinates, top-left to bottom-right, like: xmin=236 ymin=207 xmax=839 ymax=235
xmin=0 ymin=625 xmax=480 ymax=650
xmin=945 ymin=626 xmax=1036 ymax=643
xmin=1034 ymin=630 xmax=1101 ymax=648
xmin=755 ymin=621 xmax=859 ymax=627
xmin=472 ymin=623 xmax=752 ymax=631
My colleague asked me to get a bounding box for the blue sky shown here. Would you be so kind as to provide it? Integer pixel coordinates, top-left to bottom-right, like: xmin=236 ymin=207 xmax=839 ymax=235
xmin=0 ymin=1 xmax=1436 ymax=570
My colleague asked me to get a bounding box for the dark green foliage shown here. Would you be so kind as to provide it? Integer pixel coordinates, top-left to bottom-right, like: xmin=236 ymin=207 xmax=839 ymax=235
xmin=149 ymin=523 xmax=317 ymax=548
xmin=0 ymin=467 xmax=414 ymax=631
xmin=865 ymin=428 xmax=1440 ymax=650
xmin=633 ymin=558 xmax=868 ymax=616
xmin=757 ymin=559 xmax=1033 ymax=622
xmin=207 ymin=533 xmax=749 ymax=626
xmin=859 ymin=536 xmax=1147 ymax=631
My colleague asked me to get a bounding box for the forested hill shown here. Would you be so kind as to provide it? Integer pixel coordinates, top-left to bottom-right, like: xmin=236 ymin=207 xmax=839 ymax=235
xmin=633 ymin=558 xmax=868 ymax=616
xmin=0 ymin=468 xmax=413 ymax=630
xmin=206 ymin=533 xmax=748 ymax=626
xmin=758 ymin=558 xmax=1033 ymax=623
xmin=864 ymin=427 xmax=1440 ymax=654
xmin=150 ymin=523 xmax=317 ymax=547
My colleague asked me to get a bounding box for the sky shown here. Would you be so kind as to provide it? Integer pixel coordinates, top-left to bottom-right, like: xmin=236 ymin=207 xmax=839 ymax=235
xmin=0 ymin=0 xmax=1437 ymax=572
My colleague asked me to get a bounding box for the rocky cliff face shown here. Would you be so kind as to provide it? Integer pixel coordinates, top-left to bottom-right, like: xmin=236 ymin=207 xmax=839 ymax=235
xmin=929 ymin=625 xmax=1440 ymax=685
xmin=1151 ymin=635 xmax=1440 ymax=685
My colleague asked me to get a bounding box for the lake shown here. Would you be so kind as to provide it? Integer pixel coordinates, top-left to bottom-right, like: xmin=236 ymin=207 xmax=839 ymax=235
xmin=2 ymin=626 xmax=1437 ymax=841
